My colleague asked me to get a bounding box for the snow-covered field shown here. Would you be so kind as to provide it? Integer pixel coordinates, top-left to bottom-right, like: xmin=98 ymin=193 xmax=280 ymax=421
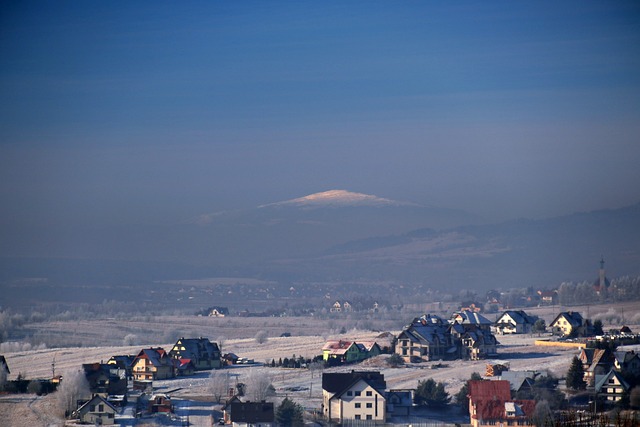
xmin=2 ymin=300 xmax=639 ymax=426
xmin=0 ymin=332 xmax=581 ymax=426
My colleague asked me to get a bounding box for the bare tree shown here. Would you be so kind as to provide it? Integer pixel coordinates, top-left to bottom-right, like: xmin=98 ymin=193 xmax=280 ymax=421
xmin=309 ymin=361 xmax=324 ymax=379
xmin=255 ymin=330 xmax=268 ymax=345
xmin=217 ymin=335 xmax=226 ymax=353
xmin=208 ymin=370 xmax=231 ymax=403
xmin=56 ymin=368 xmax=90 ymax=418
xmin=245 ymin=369 xmax=275 ymax=402
xmin=123 ymin=333 xmax=138 ymax=346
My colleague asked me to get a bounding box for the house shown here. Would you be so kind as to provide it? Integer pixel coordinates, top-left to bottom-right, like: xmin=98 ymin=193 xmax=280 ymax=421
xmin=76 ymin=394 xmax=118 ymax=425
xmin=82 ymin=363 xmax=127 ymax=396
xmin=613 ymin=350 xmax=640 ymax=376
xmin=148 ymin=393 xmax=173 ymax=413
xmin=0 ymin=355 xmax=9 ymax=377
xmin=494 ymin=310 xmax=538 ymax=335
xmin=223 ymin=353 xmax=240 ymax=366
xmin=107 ymin=355 xmax=135 ymax=379
xmin=330 ymin=301 xmax=342 ymax=313
xmin=322 ymin=371 xmax=386 ymax=423
xmin=169 ymin=337 xmax=222 ymax=370
xmin=322 ymin=340 xmax=362 ymax=364
xmin=229 ymin=401 xmax=274 ymax=427
xmin=452 ymin=310 xmax=493 ymax=331
xmin=395 ymin=314 xmax=450 ymax=362
xmin=222 ymin=395 xmax=243 ymax=424
xmin=594 ymin=369 xmax=630 ymax=403
xmin=452 ymin=324 xmax=499 ymax=360
xmin=176 ymin=358 xmax=196 ymax=376
xmin=359 ymin=341 xmax=382 ymax=359
xmin=493 ymin=371 xmax=538 ymax=393
xmin=396 ymin=312 xmax=498 ymax=362
xmin=209 ymin=307 xmax=229 ymax=317
xmin=386 ymin=389 xmax=413 ymax=417
xmin=131 ymin=348 xmax=175 ymax=381
xmin=468 ymin=380 xmax=535 ymax=427
xmin=550 ymin=311 xmax=594 ymax=337
xmin=578 ymin=348 xmax=613 ymax=386
xmin=537 ymin=290 xmax=557 ymax=305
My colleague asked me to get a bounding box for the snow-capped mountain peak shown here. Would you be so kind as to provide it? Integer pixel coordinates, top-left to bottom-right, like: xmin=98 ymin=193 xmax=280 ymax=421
xmin=259 ymin=190 xmax=411 ymax=208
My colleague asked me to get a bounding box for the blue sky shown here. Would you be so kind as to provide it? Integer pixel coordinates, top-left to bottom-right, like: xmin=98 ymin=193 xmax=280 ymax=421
xmin=1 ymin=0 xmax=640 ymax=235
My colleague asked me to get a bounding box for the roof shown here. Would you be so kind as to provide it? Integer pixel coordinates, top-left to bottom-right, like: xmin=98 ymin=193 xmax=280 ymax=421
xmin=171 ymin=337 xmax=220 ymax=360
xmin=322 ymin=340 xmax=356 ymax=355
xmin=230 ymin=401 xmax=274 ymax=423
xmin=497 ymin=310 xmax=537 ymax=325
xmin=0 ymin=355 xmax=10 ymax=374
xmin=133 ymin=347 xmax=173 ymax=368
xmin=551 ymin=311 xmax=584 ymax=328
xmin=469 ymin=380 xmax=535 ymax=421
xmin=495 ymin=371 xmax=538 ymax=391
xmin=108 ymin=355 xmax=135 ymax=367
xmin=386 ymin=389 xmax=413 ymax=407
xmin=614 ymin=350 xmax=639 ymax=365
xmin=468 ymin=380 xmax=511 ymax=401
xmin=322 ymin=371 xmax=386 ymax=396
xmin=77 ymin=394 xmax=118 ymax=415
xmin=453 ymin=310 xmax=493 ymax=326
xmin=595 ymin=369 xmax=630 ymax=393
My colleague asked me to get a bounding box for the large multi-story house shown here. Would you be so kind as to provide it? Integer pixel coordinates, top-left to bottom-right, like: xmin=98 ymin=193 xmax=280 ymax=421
xmin=132 ymin=348 xmax=175 ymax=381
xmin=396 ymin=314 xmax=450 ymax=362
xmin=396 ymin=312 xmax=498 ymax=362
xmin=322 ymin=371 xmax=387 ymax=424
xmin=594 ymin=370 xmax=630 ymax=403
xmin=493 ymin=310 xmax=539 ymax=335
xmin=168 ymin=337 xmax=222 ymax=370
xmin=82 ymin=363 xmax=127 ymax=396
xmin=468 ymin=380 xmax=535 ymax=427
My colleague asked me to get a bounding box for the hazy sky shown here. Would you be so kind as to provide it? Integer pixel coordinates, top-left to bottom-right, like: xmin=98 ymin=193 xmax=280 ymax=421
xmin=2 ymin=1 xmax=640 ymax=234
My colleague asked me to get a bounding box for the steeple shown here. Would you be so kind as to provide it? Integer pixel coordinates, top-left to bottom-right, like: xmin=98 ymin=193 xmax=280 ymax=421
xmin=594 ymin=256 xmax=610 ymax=295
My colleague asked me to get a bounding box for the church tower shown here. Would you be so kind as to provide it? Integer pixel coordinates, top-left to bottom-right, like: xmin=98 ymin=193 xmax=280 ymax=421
xmin=594 ymin=256 xmax=610 ymax=295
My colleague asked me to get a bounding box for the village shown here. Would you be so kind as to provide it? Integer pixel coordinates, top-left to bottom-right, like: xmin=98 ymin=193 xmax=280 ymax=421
xmin=1 ymin=296 xmax=640 ymax=426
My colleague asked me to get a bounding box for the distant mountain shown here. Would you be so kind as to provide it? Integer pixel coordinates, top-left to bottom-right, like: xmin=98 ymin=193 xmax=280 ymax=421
xmin=181 ymin=190 xmax=484 ymax=266
xmin=276 ymin=202 xmax=640 ymax=290
xmin=2 ymin=191 xmax=638 ymax=292
xmin=258 ymin=189 xmax=413 ymax=208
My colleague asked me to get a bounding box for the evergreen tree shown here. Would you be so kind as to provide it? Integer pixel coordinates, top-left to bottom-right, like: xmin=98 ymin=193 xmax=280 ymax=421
xmin=415 ymin=378 xmax=450 ymax=407
xmin=566 ymin=356 xmax=587 ymax=390
xmin=276 ymin=397 xmax=304 ymax=427
xmin=533 ymin=319 xmax=546 ymax=335
xmin=593 ymin=319 xmax=604 ymax=336
xmin=456 ymin=372 xmax=482 ymax=414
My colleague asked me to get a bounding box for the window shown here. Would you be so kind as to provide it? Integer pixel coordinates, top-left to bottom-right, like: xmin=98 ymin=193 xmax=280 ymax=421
xmin=366 ymin=391 xmax=372 ymax=396
xmin=355 ymin=403 xmax=361 ymax=408
xmin=354 ymin=391 xmax=361 ymax=396
xmin=366 ymin=403 xmax=372 ymax=408
xmin=366 ymin=415 xmax=372 ymax=420
xmin=355 ymin=415 xmax=361 ymax=420
xmin=347 ymin=391 xmax=352 ymax=396
xmin=98 ymin=404 xmax=104 ymax=412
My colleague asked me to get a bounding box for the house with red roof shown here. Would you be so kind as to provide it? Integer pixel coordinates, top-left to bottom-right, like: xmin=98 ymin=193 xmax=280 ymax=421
xmin=132 ymin=347 xmax=175 ymax=381
xmin=468 ymin=380 xmax=535 ymax=427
